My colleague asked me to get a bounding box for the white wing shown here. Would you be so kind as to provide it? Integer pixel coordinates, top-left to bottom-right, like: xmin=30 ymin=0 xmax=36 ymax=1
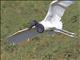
xmin=40 ymin=0 xmax=74 ymax=30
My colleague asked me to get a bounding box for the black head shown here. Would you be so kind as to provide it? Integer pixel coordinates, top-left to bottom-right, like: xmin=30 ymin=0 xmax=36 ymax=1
xmin=29 ymin=20 xmax=44 ymax=33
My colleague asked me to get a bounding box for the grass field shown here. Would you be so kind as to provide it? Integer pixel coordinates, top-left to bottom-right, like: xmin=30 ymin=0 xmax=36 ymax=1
xmin=1 ymin=1 xmax=80 ymax=60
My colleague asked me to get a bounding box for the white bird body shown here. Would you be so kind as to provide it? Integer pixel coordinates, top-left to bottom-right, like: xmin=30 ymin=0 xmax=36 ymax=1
xmin=40 ymin=0 xmax=74 ymax=32
xmin=8 ymin=0 xmax=75 ymax=45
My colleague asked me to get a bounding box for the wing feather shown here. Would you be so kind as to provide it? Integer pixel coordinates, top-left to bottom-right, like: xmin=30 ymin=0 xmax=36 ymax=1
xmin=40 ymin=1 xmax=74 ymax=30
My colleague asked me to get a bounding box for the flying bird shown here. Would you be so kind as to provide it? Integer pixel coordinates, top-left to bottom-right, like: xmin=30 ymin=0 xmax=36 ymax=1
xmin=8 ymin=0 xmax=75 ymax=45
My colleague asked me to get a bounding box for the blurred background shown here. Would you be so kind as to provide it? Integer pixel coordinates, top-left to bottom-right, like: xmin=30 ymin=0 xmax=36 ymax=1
xmin=1 ymin=1 xmax=80 ymax=60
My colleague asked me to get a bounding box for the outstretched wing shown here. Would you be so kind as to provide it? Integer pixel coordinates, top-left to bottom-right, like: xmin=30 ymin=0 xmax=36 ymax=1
xmin=43 ymin=0 xmax=74 ymax=21
xmin=7 ymin=28 xmax=41 ymax=45
xmin=40 ymin=0 xmax=74 ymax=30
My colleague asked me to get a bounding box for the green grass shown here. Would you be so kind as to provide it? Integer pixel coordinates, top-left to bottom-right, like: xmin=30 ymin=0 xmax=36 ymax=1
xmin=1 ymin=1 xmax=80 ymax=60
